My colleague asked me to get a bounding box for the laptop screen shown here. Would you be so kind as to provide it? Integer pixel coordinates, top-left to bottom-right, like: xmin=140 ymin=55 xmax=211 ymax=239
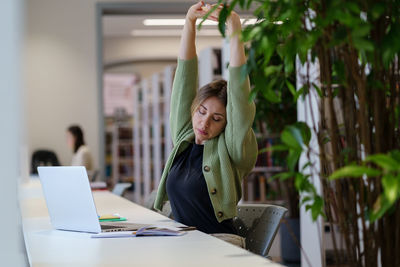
xmin=38 ymin=166 xmax=102 ymax=233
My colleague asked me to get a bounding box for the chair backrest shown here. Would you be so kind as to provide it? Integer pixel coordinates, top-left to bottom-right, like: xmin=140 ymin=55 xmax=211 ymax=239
xmin=88 ymin=170 xmax=99 ymax=182
xmin=143 ymin=190 xmax=173 ymax=218
xmin=160 ymin=200 xmax=173 ymax=219
xmin=143 ymin=190 xmax=158 ymax=210
xmin=112 ymin=183 xmax=132 ymax=197
xmin=233 ymin=204 xmax=287 ymax=257
xmin=31 ymin=150 xmax=60 ymax=174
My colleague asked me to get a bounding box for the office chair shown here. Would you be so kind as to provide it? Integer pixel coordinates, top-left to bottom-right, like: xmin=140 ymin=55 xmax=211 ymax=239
xmin=112 ymin=183 xmax=132 ymax=197
xmin=31 ymin=149 xmax=60 ymax=174
xmin=143 ymin=190 xmax=173 ymax=219
xmin=233 ymin=203 xmax=288 ymax=257
xmin=160 ymin=200 xmax=173 ymax=219
xmin=144 ymin=190 xmax=158 ymax=211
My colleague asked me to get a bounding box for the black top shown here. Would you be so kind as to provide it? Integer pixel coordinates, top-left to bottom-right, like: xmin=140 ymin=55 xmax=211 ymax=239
xmin=166 ymin=142 xmax=236 ymax=234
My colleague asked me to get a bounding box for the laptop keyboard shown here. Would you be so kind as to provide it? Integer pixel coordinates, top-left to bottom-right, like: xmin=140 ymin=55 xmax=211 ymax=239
xmin=100 ymin=223 xmax=149 ymax=231
xmin=100 ymin=224 xmax=122 ymax=230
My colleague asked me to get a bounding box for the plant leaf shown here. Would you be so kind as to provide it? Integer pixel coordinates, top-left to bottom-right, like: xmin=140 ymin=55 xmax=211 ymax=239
xmin=269 ymin=144 xmax=289 ymax=152
xmin=218 ymin=4 xmax=229 ymax=37
xmin=271 ymin=172 xmax=294 ymax=181
xmin=382 ymin=175 xmax=400 ymax=203
xmin=261 ymin=85 xmax=281 ymax=103
xmin=293 ymin=122 xmax=311 ymax=146
xmin=287 ymin=150 xmax=301 ymax=171
xmin=329 ymin=165 xmax=382 ymax=180
xmin=286 ymin=80 xmax=296 ymax=98
xmin=365 ymin=154 xmax=400 ymax=172
xmin=352 ymin=37 xmax=374 ymax=52
xmin=369 ymin=195 xmax=392 ymax=222
xmin=311 ymin=196 xmax=324 ymax=221
xmin=246 ymin=0 xmax=253 ymax=10
xmin=264 ymin=65 xmax=282 ymax=76
xmin=351 ymin=23 xmax=371 ymax=38
xmin=281 ymin=127 xmax=302 ymax=150
xmin=258 ymin=144 xmax=287 ymax=154
xmin=197 ymin=0 xmax=223 ymax=30
xmin=301 ymin=195 xmax=312 ymax=204
xmin=301 ymin=161 xmax=312 ymax=171
xmin=312 ymin=82 xmax=323 ymax=98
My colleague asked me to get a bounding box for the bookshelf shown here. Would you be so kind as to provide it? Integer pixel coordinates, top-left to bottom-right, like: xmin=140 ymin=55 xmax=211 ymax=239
xmin=112 ymin=122 xmax=134 ymax=185
xmin=103 ymin=73 xmax=137 ymax=189
xmin=241 ymin=133 xmax=286 ymax=204
xmin=132 ymin=66 xmax=175 ymax=204
xmin=105 ymin=115 xmax=134 ymax=187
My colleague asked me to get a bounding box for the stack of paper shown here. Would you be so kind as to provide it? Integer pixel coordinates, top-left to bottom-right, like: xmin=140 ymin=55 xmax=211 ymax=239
xmin=90 ymin=181 xmax=107 ymax=190
xmin=135 ymin=226 xmax=186 ymax=236
xmin=99 ymin=214 xmax=126 ymax=222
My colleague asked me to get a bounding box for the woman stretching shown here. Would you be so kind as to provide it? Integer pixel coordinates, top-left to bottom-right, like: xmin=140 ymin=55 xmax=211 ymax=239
xmin=154 ymin=1 xmax=257 ymax=236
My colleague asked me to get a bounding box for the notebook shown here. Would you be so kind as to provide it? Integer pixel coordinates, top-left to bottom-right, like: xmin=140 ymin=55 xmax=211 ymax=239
xmin=37 ymin=166 xmax=148 ymax=233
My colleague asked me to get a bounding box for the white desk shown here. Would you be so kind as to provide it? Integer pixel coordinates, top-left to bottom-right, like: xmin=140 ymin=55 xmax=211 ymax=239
xmin=20 ymin=179 xmax=283 ymax=266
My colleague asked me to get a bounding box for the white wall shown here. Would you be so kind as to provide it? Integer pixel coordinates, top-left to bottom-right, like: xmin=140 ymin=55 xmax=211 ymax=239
xmin=105 ymin=61 xmax=176 ymax=80
xmin=1 ymin=0 xmax=26 ymax=265
xmin=104 ymin=35 xmax=223 ymax=81
xmin=24 ymin=0 xmax=197 ymax=170
xmin=25 ymin=0 xmax=101 ymax=168
xmin=297 ymin=56 xmax=324 ymax=267
xmin=104 ymin=36 xmax=223 ymax=66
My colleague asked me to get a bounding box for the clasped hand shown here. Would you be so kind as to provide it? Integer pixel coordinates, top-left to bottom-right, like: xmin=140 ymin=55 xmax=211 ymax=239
xmin=186 ymin=1 xmax=242 ymax=34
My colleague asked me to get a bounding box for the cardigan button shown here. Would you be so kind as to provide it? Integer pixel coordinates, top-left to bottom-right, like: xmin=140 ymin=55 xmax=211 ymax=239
xmin=203 ymin=165 xmax=210 ymax=172
xmin=211 ymin=188 xmax=217 ymax=195
xmin=217 ymin=211 xmax=224 ymax=218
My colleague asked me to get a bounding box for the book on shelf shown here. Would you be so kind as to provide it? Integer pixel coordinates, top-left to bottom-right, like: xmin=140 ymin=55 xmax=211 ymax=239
xmin=254 ymin=136 xmax=283 ymax=168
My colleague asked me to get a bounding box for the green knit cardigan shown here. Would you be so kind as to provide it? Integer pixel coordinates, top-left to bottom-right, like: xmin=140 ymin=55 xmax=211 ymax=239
xmin=154 ymin=57 xmax=257 ymax=222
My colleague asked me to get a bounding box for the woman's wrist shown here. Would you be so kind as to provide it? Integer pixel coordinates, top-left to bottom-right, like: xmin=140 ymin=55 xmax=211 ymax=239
xmin=185 ymin=12 xmax=198 ymax=24
xmin=227 ymin=12 xmax=242 ymax=35
xmin=184 ymin=16 xmax=197 ymax=35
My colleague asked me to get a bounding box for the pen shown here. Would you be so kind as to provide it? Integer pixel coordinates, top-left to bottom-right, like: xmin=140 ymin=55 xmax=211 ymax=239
xmin=178 ymin=226 xmax=196 ymax=231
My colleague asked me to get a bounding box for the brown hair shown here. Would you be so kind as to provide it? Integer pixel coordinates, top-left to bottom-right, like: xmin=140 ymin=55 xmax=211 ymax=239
xmin=67 ymin=125 xmax=85 ymax=153
xmin=190 ymin=79 xmax=227 ymax=116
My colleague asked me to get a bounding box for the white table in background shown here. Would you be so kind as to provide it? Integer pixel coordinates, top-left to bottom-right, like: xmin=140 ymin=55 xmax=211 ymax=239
xmin=20 ymin=179 xmax=283 ymax=267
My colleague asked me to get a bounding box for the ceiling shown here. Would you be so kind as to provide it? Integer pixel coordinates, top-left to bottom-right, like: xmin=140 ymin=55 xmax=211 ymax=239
xmin=102 ymin=14 xmax=255 ymax=38
xmin=99 ymin=1 xmax=256 ymax=38
xmin=103 ymin=15 xmax=218 ymax=37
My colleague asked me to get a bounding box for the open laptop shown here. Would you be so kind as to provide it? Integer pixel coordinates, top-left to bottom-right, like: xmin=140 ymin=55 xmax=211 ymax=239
xmin=37 ymin=166 xmax=148 ymax=233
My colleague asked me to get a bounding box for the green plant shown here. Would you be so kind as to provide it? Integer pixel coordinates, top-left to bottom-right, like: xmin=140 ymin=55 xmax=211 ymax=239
xmin=204 ymin=0 xmax=400 ymax=266
xmin=251 ymin=53 xmax=299 ymax=218
xmin=330 ymin=151 xmax=400 ymax=222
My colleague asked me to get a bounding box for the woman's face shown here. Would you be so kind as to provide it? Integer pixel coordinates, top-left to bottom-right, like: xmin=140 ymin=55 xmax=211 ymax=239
xmin=192 ymin=96 xmax=227 ymax=144
xmin=66 ymin=131 xmax=75 ymax=150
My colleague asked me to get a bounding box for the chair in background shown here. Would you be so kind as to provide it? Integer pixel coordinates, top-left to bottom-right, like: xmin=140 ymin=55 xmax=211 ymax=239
xmin=160 ymin=200 xmax=173 ymax=219
xmin=111 ymin=183 xmax=132 ymax=197
xmin=143 ymin=190 xmax=173 ymax=219
xmin=31 ymin=149 xmax=60 ymax=174
xmin=87 ymin=170 xmax=99 ymax=182
xmin=233 ymin=203 xmax=287 ymax=258
xmin=144 ymin=190 xmax=158 ymax=211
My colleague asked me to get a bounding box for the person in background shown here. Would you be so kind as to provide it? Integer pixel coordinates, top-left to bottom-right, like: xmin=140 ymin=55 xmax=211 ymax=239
xmin=66 ymin=125 xmax=93 ymax=172
xmin=154 ymin=1 xmax=257 ymax=245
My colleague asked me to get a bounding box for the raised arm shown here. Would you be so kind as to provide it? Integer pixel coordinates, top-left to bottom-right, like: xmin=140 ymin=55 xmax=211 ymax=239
xmin=224 ymin=11 xmax=258 ymax=171
xmin=179 ymin=1 xmax=207 ymax=60
xmin=169 ymin=2 xmax=208 ymax=144
xmin=226 ymin=12 xmax=246 ymax=67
